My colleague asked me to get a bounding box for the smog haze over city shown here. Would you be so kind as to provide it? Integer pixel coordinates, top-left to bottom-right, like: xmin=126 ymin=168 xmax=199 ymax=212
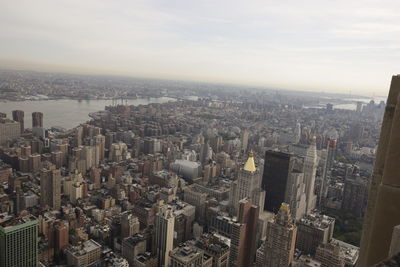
xmin=1 ymin=0 xmax=400 ymax=95
xmin=1 ymin=1 xmax=400 ymax=267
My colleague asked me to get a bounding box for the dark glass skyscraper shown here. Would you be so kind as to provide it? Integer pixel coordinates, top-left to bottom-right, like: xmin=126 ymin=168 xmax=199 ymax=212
xmin=12 ymin=110 xmax=24 ymax=133
xmin=262 ymin=151 xmax=293 ymax=213
xmin=32 ymin=112 xmax=43 ymax=128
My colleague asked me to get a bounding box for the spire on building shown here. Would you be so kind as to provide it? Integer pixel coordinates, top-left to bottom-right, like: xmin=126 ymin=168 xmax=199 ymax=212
xmin=243 ymin=151 xmax=256 ymax=172
xmin=276 ymin=202 xmax=293 ymax=226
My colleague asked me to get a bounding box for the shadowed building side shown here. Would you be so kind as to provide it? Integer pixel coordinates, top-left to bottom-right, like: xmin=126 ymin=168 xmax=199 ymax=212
xmin=358 ymin=75 xmax=400 ymax=266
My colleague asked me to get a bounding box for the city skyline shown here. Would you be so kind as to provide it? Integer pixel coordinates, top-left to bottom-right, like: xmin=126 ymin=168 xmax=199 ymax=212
xmin=1 ymin=0 xmax=400 ymax=95
xmin=1 ymin=1 xmax=400 ymax=266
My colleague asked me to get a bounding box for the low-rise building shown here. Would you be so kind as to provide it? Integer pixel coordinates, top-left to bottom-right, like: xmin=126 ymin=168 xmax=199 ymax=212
xmin=65 ymin=239 xmax=102 ymax=267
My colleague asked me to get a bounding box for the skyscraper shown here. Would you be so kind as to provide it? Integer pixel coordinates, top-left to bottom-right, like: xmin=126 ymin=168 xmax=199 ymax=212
xmin=90 ymin=167 xmax=101 ymax=189
xmin=95 ymin=134 xmax=106 ymax=164
xmin=319 ymin=139 xmax=336 ymax=206
xmin=284 ymin=171 xmax=307 ymax=220
xmin=358 ymin=75 xmax=400 ymax=266
xmin=230 ymin=152 xmax=265 ymax=215
xmin=155 ymin=205 xmax=175 ymax=267
xmin=12 ymin=110 xmax=24 ymax=133
xmin=263 ymin=203 xmax=297 ymax=267
xmin=121 ymin=212 xmax=140 ymax=239
xmin=240 ymin=129 xmax=249 ymax=153
xmin=296 ymin=212 xmax=335 ymax=255
xmin=32 ymin=112 xmax=43 ymax=128
xmin=229 ymin=199 xmax=259 ymax=267
xmin=74 ymin=126 xmax=83 ymax=147
xmin=40 ymin=167 xmax=61 ymax=210
xmin=341 ymin=176 xmax=368 ymax=218
xmin=294 ymin=122 xmax=301 ymax=144
xmin=54 ymin=221 xmax=69 ymax=252
xmin=262 ymin=151 xmax=293 ymax=213
xmin=0 ymin=214 xmax=38 ymax=267
xmin=304 ymin=137 xmax=318 ymax=213
xmin=0 ymin=118 xmax=21 ymax=145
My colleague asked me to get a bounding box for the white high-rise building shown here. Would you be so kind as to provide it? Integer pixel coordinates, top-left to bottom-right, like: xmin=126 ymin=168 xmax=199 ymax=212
xmin=284 ymin=171 xmax=307 ymax=220
xmin=304 ymin=137 xmax=318 ymax=213
xmin=263 ymin=203 xmax=297 ymax=267
xmin=155 ymin=205 xmax=175 ymax=267
xmin=230 ymin=152 xmax=265 ymax=216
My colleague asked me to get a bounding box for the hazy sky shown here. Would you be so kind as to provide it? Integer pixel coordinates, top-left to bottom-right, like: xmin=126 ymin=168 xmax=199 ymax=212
xmin=1 ymin=0 xmax=399 ymax=95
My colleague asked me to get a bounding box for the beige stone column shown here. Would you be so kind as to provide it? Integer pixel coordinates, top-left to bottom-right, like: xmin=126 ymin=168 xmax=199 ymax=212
xmin=358 ymin=75 xmax=400 ymax=266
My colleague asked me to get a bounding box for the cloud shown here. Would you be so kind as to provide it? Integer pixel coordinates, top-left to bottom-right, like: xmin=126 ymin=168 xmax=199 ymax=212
xmin=0 ymin=0 xmax=399 ymax=95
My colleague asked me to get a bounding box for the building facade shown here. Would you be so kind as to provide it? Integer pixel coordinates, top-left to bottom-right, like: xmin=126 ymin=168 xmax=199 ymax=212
xmin=263 ymin=203 xmax=297 ymax=267
xmin=0 ymin=215 xmax=38 ymax=267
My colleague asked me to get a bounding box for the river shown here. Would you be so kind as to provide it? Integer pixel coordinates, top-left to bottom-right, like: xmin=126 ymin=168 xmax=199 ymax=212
xmin=0 ymin=97 xmax=175 ymax=130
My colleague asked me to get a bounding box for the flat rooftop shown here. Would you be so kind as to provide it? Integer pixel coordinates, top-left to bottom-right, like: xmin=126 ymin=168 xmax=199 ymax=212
xmin=0 ymin=214 xmax=38 ymax=229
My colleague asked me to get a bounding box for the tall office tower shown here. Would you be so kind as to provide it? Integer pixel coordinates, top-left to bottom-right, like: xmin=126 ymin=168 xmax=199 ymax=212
xmin=262 ymin=151 xmax=293 ymax=213
xmin=240 ymin=129 xmax=249 ymax=153
xmin=210 ymin=135 xmax=223 ymax=153
xmin=19 ymin=157 xmax=29 ymax=172
xmin=263 ymin=203 xmax=297 ymax=267
xmin=230 ymin=152 xmax=265 ymax=215
xmin=74 ymin=126 xmax=83 ymax=147
xmin=121 ymin=212 xmax=140 ymax=239
xmin=341 ymin=177 xmax=368 ymax=218
xmin=95 ymin=134 xmax=105 ymax=163
xmin=12 ymin=110 xmax=24 ymax=133
xmin=51 ymin=150 xmax=63 ymax=169
xmin=105 ymin=131 xmax=116 ymax=156
xmin=284 ymin=171 xmax=307 ymax=220
xmin=40 ymin=168 xmax=61 ymax=210
xmin=155 ymin=206 xmax=175 ymax=267
xmin=358 ymin=75 xmax=400 ymax=266
xmin=0 ymin=118 xmax=21 ymax=145
xmin=21 ymin=144 xmax=32 ymax=157
xmin=229 ymin=199 xmax=259 ymax=267
xmin=90 ymin=167 xmax=101 ymax=189
xmin=56 ymin=142 xmax=69 ymax=166
xmin=183 ymin=185 xmax=208 ymax=225
xmin=132 ymin=136 xmax=141 ymax=157
xmin=294 ymin=122 xmax=301 ymax=144
xmin=319 ymin=139 xmax=336 ymax=206
xmin=304 ymin=137 xmax=318 ymax=213
xmin=199 ymin=142 xmax=213 ymax=164
xmin=349 ymin=123 xmax=364 ymax=143
xmin=32 ymin=112 xmax=43 ymax=127
xmin=29 ymin=153 xmax=42 ymax=173
xmin=70 ymin=182 xmax=83 ymax=203
xmin=121 ymin=234 xmax=147 ymax=266
xmin=83 ymin=146 xmax=95 ymax=171
xmin=0 ymin=215 xmax=38 ymax=267
xmin=54 ymin=221 xmax=69 ymax=252
xmin=296 ymin=212 xmax=335 ymax=255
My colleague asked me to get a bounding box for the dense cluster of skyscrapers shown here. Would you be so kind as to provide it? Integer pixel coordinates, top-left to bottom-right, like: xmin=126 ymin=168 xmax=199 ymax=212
xmin=0 ymin=74 xmax=398 ymax=267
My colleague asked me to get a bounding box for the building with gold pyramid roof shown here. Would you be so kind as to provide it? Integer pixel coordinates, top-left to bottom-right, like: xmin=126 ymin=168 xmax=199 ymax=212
xmin=229 ymin=152 xmax=265 ymax=216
